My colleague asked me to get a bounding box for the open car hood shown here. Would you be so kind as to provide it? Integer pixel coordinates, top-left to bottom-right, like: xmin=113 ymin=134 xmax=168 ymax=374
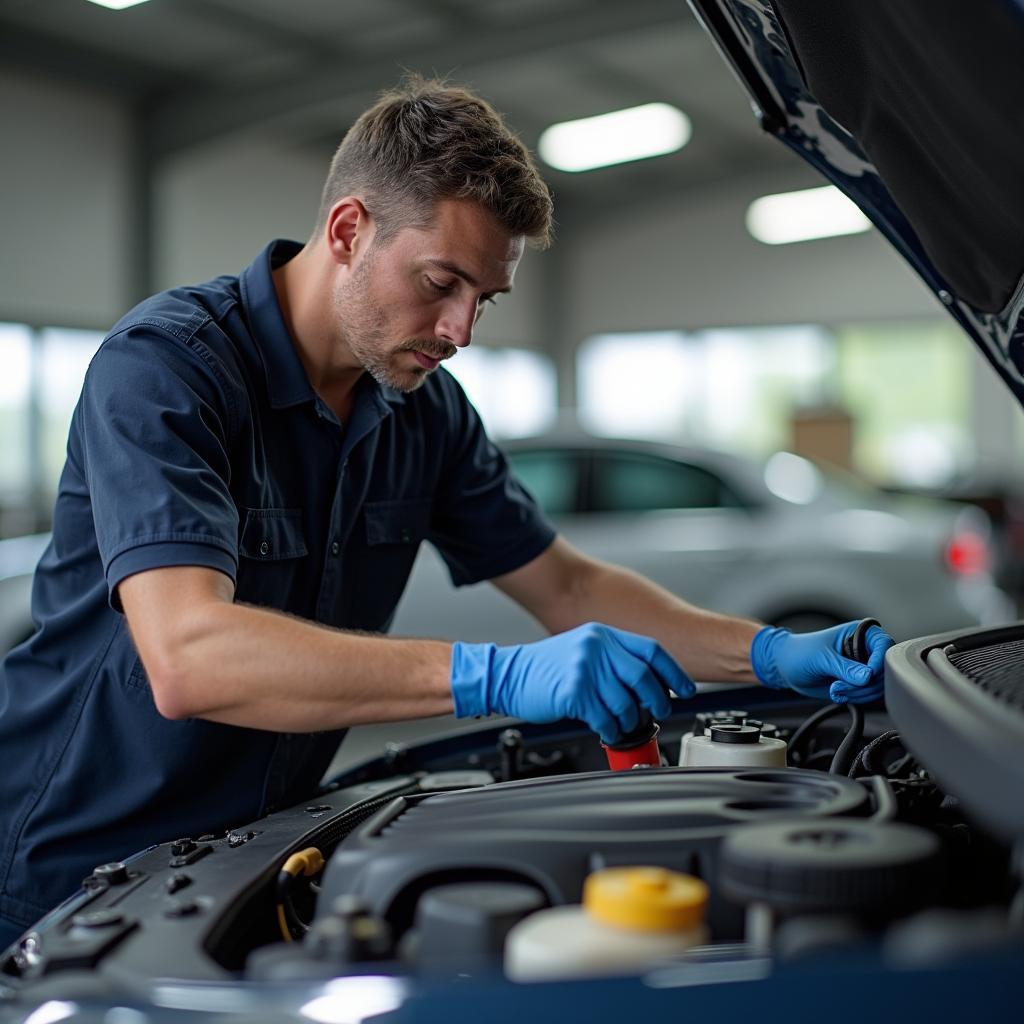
xmin=689 ymin=0 xmax=1024 ymax=403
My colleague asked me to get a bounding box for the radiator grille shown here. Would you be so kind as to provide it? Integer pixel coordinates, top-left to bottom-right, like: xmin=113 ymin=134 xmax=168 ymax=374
xmin=946 ymin=638 xmax=1024 ymax=709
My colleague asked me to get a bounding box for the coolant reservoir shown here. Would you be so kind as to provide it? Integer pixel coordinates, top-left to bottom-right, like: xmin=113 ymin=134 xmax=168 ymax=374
xmin=681 ymin=722 xmax=787 ymax=768
xmin=680 ymin=710 xmax=757 ymax=765
xmin=504 ymin=867 xmax=709 ymax=981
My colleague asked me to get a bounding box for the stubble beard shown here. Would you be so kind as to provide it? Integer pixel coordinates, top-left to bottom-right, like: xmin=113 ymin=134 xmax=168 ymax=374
xmin=335 ymin=258 xmax=456 ymax=393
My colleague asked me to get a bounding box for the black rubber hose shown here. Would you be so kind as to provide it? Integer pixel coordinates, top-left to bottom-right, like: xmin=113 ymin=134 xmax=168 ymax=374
xmin=867 ymin=774 xmax=897 ymax=821
xmin=828 ymin=704 xmax=865 ymax=775
xmin=848 ymin=728 xmax=903 ymax=778
xmin=787 ymin=703 xmax=847 ymax=765
xmin=787 ymin=701 xmax=864 ymax=774
xmin=825 ymin=617 xmax=874 ymax=773
xmin=842 ymin=618 xmax=880 ymax=663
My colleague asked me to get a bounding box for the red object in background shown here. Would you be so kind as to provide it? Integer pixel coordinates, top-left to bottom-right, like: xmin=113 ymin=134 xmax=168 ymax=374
xmin=946 ymin=530 xmax=991 ymax=575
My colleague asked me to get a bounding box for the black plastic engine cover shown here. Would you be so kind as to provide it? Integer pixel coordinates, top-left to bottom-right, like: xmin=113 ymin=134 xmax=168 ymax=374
xmin=317 ymin=767 xmax=871 ymax=939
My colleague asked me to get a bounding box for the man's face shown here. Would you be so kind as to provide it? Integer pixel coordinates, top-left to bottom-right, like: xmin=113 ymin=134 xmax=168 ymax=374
xmin=334 ymin=198 xmax=524 ymax=392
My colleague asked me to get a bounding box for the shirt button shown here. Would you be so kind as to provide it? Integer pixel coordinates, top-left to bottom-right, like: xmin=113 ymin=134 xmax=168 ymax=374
xmin=400 ymin=528 xmax=412 ymax=543
xmin=330 ymin=541 xmax=340 ymax=556
xmin=259 ymin=541 xmax=269 ymax=556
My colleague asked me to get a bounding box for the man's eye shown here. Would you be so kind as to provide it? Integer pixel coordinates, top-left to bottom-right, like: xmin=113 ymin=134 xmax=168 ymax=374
xmin=474 ymin=297 xmax=497 ymax=322
xmin=426 ymin=277 xmax=453 ymax=294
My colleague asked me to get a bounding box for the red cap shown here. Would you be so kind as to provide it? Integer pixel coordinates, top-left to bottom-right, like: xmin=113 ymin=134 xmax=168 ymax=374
xmin=602 ymin=721 xmax=662 ymax=770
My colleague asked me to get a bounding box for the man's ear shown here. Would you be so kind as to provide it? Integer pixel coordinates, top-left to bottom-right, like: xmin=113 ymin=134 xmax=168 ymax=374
xmin=324 ymin=197 xmax=373 ymax=267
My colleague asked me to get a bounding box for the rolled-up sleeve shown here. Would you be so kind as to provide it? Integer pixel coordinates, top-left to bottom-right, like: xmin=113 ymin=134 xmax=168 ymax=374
xmin=428 ymin=375 xmax=556 ymax=586
xmin=77 ymin=325 xmax=241 ymax=609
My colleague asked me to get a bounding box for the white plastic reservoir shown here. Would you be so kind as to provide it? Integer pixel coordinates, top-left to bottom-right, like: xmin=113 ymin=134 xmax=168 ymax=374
xmin=680 ymin=722 xmax=787 ymax=768
xmin=504 ymin=867 xmax=709 ymax=982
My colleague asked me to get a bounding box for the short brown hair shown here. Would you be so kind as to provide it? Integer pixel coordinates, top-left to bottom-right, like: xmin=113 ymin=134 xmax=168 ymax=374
xmin=314 ymin=75 xmax=553 ymax=248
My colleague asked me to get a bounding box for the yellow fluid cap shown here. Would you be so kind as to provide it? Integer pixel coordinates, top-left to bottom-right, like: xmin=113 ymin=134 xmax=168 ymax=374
xmin=583 ymin=866 xmax=709 ymax=932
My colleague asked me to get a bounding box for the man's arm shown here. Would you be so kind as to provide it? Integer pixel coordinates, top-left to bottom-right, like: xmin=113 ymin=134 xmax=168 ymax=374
xmin=120 ymin=562 xmax=690 ymax=743
xmin=492 ymin=536 xmax=761 ymax=684
xmin=119 ymin=566 xmax=454 ymax=731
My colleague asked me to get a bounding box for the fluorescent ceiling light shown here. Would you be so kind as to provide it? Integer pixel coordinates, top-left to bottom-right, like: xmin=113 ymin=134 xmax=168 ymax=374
xmin=746 ymin=185 xmax=871 ymax=244
xmin=84 ymin=0 xmax=151 ymax=10
xmin=539 ymin=103 xmax=691 ymax=173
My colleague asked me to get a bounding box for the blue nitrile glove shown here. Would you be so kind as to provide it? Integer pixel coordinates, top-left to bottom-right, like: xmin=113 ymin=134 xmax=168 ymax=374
xmin=450 ymin=622 xmax=695 ymax=745
xmin=750 ymin=620 xmax=894 ymax=704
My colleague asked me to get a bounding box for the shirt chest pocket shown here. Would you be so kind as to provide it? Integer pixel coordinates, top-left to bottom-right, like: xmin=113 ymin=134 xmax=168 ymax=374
xmin=364 ymin=498 xmax=432 ymax=548
xmin=236 ymin=507 xmax=308 ymax=605
xmin=359 ymin=498 xmax=432 ymax=630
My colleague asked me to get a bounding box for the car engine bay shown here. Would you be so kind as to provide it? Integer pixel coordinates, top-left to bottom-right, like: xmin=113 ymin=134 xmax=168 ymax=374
xmin=2 ymin=622 xmax=1022 ymax=1015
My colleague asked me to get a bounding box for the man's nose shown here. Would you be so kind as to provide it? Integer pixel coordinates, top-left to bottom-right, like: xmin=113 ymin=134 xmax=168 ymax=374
xmin=435 ymin=299 xmax=476 ymax=348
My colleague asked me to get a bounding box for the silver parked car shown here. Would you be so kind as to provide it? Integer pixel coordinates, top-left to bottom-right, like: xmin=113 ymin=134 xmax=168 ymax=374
xmin=0 ymin=437 xmax=1011 ymax=658
xmin=390 ymin=434 xmax=1013 ymax=646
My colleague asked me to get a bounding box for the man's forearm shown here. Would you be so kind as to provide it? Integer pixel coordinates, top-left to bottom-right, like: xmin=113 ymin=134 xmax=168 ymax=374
xmin=142 ymin=600 xmax=454 ymax=732
xmin=538 ymin=558 xmax=761 ymax=683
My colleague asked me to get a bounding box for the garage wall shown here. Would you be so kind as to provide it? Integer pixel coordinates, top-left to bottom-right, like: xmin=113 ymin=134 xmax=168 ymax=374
xmin=0 ymin=70 xmax=947 ymax=348
xmin=0 ymin=70 xmax=133 ymax=328
xmin=559 ymin=165 xmax=940 ymax=343
xmin=1 ymin=69 xmax=1014 ymax=474
xmin=153 ymin=138 xmax=326 ymax=293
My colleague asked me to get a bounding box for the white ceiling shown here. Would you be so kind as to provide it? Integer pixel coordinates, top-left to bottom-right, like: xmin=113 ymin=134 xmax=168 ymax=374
xmin=0 ymin=0 xmax=799 ymax=224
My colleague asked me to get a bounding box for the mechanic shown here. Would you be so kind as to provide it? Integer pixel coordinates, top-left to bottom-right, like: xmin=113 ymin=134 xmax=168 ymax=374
xmin=0 ymin=78 xmax=892 ymax=948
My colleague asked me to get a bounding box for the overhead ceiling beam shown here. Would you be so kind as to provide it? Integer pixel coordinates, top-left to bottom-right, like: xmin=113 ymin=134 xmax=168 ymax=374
xmin=147 ymin=0 xmax=697 ymax=157
xmin=0 ymin=20 xmax=196 ymax=100
xmin=175 ymin=0 xmax=358 ymax=67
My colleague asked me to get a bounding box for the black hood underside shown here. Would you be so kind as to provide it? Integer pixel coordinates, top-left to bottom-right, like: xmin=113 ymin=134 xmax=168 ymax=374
xmin=691 ymin=0 xmax=1024 ymax=402
xmin=773 ymin=0 xmax=1024 ymax=315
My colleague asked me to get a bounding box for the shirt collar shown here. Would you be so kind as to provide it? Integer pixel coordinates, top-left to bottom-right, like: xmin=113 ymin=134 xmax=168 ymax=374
xmin=238 ymin=239 xmax=406 ymax=411
xmin=239 ymin=240 xmax=315 ymax=410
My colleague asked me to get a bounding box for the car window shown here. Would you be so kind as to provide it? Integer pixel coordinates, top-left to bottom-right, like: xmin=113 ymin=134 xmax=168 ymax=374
xmin=506 ymin=450 xmax=582 ymax=516
xmin=590 ymin=452 xmax=745 ymax=512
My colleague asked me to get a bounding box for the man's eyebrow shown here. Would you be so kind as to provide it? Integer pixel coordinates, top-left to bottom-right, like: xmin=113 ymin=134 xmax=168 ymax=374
xmin=425 ymin=259 xmax=512 ymax=294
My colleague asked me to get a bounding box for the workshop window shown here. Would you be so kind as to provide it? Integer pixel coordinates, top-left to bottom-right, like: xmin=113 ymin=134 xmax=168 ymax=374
xmin=834 ymin=321 xmax=972 ymax=487
xmin=444 ymin=346 xmax=556 ymax=439
xmin=578 ymin=332 xmax=693 ymax=440
xmin=578 ymin=326 xmax=833 ymax=455
xmin=688 ymin=326 xmax=833 ymax=455
xmin=38 ymin=328 xmax=104 ymax=497
xmin=0 ymin=323 xmax=33 ymax=536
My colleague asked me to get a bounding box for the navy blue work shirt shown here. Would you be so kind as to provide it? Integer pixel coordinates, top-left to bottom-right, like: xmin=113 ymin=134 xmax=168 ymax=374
xmin=0 ymin=240 xmax=555 ymax=931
